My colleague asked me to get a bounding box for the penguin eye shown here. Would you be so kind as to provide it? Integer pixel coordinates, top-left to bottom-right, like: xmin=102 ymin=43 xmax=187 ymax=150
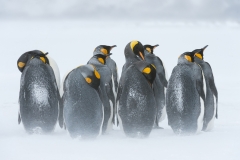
xmin=98 ymin=57 xmax=105 ymax=64
xmin=146 ymin=47 xmax=151 ymax=53
xmin=195 ymin=53 xmax=203 ymax=60
xmin=40 ymin=57 xmax=46 ymax=63
xmin=100 ymin=48 xmax=108 ymax=55
xmin=142 ymin=67 xmax=151 ymax=74
xmin=18 ymin=62 xmax=25 ymax=68
xmin=185 ymin=55 xmax=192 ymax=62
xmin=85 ymin=77 xmax=92 ymax=84
xmin=94 ymin=69 xmax=100 ymax=79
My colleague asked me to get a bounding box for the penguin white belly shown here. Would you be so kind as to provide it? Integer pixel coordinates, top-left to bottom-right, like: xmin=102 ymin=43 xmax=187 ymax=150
xmin=98 ymin=105 xmax=105 ymax=137
xmin=196 ymin=71 xmax=206 ymax=133
xmin=60 ymin=70 xmax=72 ymax=97
xmin=111 ymin=75 xmax=117 ymax=99
xmin=46 ymin=55 xmax=60 ymax=90
xmin=106 ymin=100 xmax=113 ymax=132
xmin=205 ymin=96 xmax=216 ymax=131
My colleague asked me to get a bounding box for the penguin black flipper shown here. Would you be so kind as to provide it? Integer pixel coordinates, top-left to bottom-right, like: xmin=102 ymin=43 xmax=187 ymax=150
xmin=155 ymin=57 xmax=168 ymax=87
xmin=206 ymin=62 xmax=218 ymax=118
xmin=194 ymin=64 xmax=205 ymax=101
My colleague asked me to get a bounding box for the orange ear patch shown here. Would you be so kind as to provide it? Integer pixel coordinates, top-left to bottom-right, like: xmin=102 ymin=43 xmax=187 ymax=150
xmin=85 ymin=77 xmax=92 ymax=84
xmin=18 ymin=62 xmax=25 ymax=68
xmin=94 ymin=70 xmax=100 ymax=79
xmin=143 ymin=67 xmax=151 ymax=74
xmin=146 ymin=47 xmax=151 ymax=53
xmin=101 ymin=48 xmax=108 ymax=55
xmin=185 ymin=55 xmax=192 ymax=62
xmin=195 ymin=53 xmax=203 ymax=60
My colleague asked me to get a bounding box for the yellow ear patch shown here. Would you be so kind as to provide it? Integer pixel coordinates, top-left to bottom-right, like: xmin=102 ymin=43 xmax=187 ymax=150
xmin=130 ymin=41 xmax=138 ymax=51
xmin=94 ymin=70 xmax=100 ymax=79
xmin=18 ymin=62 xmax=25 ymax=68
xmin=146 ymin=47 xmax=151 ymax=53
xmin=98 ymin=57 xmax=105 ymax=64
xmin=85 ymin=77 xmax=92 ymax=84
xmin=143 ymin=67 xmax=151 ymax=74
xmin=185 ymin=55 xmax=192 ymax=62
xmin=101 ymin=48 xmax=108 ymax=55
xmin=195 ymin=53 xmax=203 ymax=60
xmin=40 ymin=57 xmax=46 ymax=63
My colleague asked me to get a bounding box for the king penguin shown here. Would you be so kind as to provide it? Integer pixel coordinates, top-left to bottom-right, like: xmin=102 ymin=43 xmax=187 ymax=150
xmin=105 ymin=48 xmax=119 ymax=125
xmin=18 ymin=51 xmax=60 ymax=133
xmin=88 ymin=45 xmax=116 ymax=134
xmin=166 ymin=52 xmax=205 ymax=135
xmin=118 ymin=60 xmax=157 ymax=138
xmin=63 ymin=64 xmax=103 ymax=138
xmin=144 ymin=44 xmax=168 ymax=127
xmin=117 ymin=41 xmax=145 ymax=126
xmin=192 ymin=45 xmax=218 ymax=131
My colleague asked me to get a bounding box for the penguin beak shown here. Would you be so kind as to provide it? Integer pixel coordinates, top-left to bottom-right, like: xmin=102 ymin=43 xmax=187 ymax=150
xmin=139 ymin=51 xmax=145 ymax=60
xmin=153 ymin=44 xmax=159 ymax=50
xmin=202 ymin=45 xmax=208 ymax=50
xmin=45 ymin=52 xmax=49 ymax=55
xmin=110 ymin=45 xmax=117 ymax=51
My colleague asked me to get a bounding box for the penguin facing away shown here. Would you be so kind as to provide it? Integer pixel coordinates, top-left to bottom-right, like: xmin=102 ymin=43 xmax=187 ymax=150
xmin=88 ymin=45 xmax=116 ymax=134
xmin=63 ymin=64 xmax=103 ymax=138
xmin=18 ymin=51 xmax=60 ymax=133
xmin=118 ymin=60 xmax=157 ymax=138
xmin=117 ymin=41 xmax=145 ymax=120
xmin=166 ymin=52 xmax=205 ymax=135
xmin=192 ymin=45 xmax=218 ymax=131
xmin=144 ymin=44 xmax=168 ymax=127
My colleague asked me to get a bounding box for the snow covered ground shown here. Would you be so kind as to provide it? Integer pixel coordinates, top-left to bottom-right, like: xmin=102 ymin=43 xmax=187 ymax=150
xmin=0 ymin=20 xmax=240 ymax=160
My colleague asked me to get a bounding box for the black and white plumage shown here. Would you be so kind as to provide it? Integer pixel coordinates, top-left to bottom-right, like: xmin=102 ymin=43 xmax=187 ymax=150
xmin=166 ymin=52 xmax=205 ymax=135
xmin=18 ymin=53 xmax=60 ymax=133
xmin=192 ymin=45 xmax=218 ymax=131
xmin=63 ymin=64 xmax=103 ymax=138
xmin=88 ymin=46 xmax=115 ymax=134
xmin=144 ymin=44 xmax=168 ymax=127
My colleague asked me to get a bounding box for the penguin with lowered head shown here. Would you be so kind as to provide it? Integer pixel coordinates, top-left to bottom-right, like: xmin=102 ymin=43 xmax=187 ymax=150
xmin=144 ymin=44 xmax=168 ymax=128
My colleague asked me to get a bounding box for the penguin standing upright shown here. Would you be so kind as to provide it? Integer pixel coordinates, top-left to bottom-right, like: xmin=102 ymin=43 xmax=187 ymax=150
xmin=105 ymin=52 xmax=119 ymax=125
xmin=144 ymin=44 xmax=168 ymax=127
xmin=18 ymin=51 xmax=60 ymax=133
xmin=117 ymin=41 xmax=145 ymax=125
xmin=88 ymin=45 xmax=116 ymax=134
xmin=166 ymin=52 xmax=205 ymax=135
xmin=118 ymin=60 xmax=157 ymax=138
xmin=192 ymin=45 xmax=218 ymax=131
xmin=63 ymin=64 xmax=103 ymax=138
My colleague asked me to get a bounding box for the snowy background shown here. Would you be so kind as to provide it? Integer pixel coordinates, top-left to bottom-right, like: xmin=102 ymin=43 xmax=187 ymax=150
xmin=1 ymin=0 xmax=240 ymax=160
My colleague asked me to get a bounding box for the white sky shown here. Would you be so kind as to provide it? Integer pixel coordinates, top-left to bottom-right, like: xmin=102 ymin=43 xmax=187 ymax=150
xmin=1 ymin=0 xmax=240 ymax=22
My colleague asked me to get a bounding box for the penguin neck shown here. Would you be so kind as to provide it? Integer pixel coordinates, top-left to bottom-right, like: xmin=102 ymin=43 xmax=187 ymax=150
xmin=194 ymin=57 xmax=204 ymax=64
xmin=178 ymin=56 xmax=192 ymax=65
xmin=88 ymin=58 xmax=104 ymax=66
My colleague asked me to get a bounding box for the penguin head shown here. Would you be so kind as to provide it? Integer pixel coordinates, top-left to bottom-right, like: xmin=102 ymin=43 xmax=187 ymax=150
xmin=192 ymin=45 xmax=208 ymax=60
xmin=93 ymin=54 xmax=108 ymax=65
xmin=134 ymin=61 xmax=156 ymax=85
xmin=78 ymin=64 xmax=101 ymax=89
xmin=144 ymin=44 xmax=159 ymax=54
xmin=178 ymin=52 xmax=195 ymax=64
xmin=93 ymin=45 xmax=117 ymax=56
xmin=125 ymin=40 xmax=145 ymax=60
xmin=30 ymin=50 xmax=49 ymax=64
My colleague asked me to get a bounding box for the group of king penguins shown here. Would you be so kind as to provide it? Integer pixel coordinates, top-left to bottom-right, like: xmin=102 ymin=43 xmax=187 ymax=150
xmin=17 ymin=40 xmax=218 ymax=138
